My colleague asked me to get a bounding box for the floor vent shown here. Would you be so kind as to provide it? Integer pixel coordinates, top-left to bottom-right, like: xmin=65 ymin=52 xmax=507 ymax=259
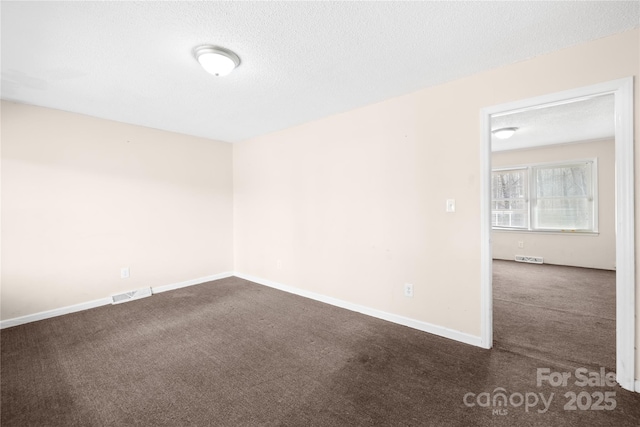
xmin=111 ymin=287 xmax=152 ymax=304
xmin=515 ymin=255 xmax=544 ymax=264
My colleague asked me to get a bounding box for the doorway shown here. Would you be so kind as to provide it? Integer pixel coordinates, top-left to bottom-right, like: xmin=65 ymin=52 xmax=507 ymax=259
xmin=479 ymin=78 xmax=635 ymax=391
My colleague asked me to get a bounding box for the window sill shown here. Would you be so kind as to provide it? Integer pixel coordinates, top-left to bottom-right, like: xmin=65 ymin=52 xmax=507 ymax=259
xmin=492 ymin=228 xmax=599 ymax=236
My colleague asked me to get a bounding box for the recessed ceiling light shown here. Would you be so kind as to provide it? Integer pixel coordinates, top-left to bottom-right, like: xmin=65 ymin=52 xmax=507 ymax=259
xmin=194 ymin=45 xmax=240 ymax=77
xmin=492 ymin=127 xmax=518 ymax=139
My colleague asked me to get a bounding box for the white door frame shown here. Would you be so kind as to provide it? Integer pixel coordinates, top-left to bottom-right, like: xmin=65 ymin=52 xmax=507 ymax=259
xmin=479 ymin=77 xmax=635 ymax=392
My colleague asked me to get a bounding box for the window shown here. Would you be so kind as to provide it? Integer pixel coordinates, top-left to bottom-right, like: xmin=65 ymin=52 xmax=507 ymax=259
xmin=492 ymin=169 xmax=528 ymax=229
xmin=491 ymin=160 xmax=596 ymax=232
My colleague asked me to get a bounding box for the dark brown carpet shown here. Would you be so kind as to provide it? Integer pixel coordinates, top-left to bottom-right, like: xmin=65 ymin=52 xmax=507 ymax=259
xmin=2 ymin=267 xmax=639 ymax=426
xmin=493 ymin=259 xmax=616 ymax=372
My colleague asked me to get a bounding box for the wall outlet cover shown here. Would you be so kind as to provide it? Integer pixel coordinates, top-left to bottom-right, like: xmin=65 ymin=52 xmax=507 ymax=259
xmin=404 ymin=283 xmax=414 ymax=298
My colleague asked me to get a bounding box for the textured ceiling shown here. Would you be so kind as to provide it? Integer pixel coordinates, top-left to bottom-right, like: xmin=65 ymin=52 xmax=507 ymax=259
xmin=1 ymin=1 xmax=638 ymax=143
xmin=492 ymin=94 xmax=615 ymax=152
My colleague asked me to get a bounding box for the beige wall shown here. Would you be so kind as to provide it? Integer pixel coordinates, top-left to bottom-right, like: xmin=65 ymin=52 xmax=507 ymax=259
xmin=1 ymin=101 xmax=233 ymax=320
xmin=492 ymin=139 xmax=615 ymax=270
xmin=234 ymin=30 xmax=639 ymax=374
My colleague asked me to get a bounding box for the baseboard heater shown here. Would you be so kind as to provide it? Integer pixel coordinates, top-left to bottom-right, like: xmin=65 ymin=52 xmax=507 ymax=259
xmin=515 ymin=255 xmax=544 ymax=264
xmin=111 ymin=287 xmax=152 ymax=304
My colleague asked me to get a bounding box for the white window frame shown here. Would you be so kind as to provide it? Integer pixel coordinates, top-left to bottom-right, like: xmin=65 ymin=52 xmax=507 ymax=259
xmin=491 ymin=167 xmax=529 ymax=230
xmin=492 ymin=158 xmax=598 ymax=234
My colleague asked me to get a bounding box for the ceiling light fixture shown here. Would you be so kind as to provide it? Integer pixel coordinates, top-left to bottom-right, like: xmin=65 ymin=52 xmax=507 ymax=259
xmin=194 ymin=45 xmax=240 ymax=77
xmin=492 ymin=127 xmax=518 ymax=139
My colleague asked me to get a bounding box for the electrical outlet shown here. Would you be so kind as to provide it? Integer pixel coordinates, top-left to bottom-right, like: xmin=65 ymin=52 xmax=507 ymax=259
xmin=404 ymin=283 xmax=414 ymax=298
xmin=120 ymin=267 xmax=130 ymax=279
xmin=518 ymin=241 xmax=524 ymax=249
xmin=277 ymin=259 xmax=282 ymax=270
xmin=446 ymin=199 xmax=455 ymax=213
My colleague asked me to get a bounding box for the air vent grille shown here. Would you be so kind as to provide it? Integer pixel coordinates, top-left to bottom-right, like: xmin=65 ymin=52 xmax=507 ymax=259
xmin=111 ymin=287 xmax=152 ymax=304
xmin=515 ymin=255 xmax=543 ymax=264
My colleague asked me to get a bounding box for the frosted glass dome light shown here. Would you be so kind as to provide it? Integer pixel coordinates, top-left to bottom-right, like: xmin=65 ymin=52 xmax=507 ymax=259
xmin=492 ymin=127 xmax=518 ymax=139
xmin=195 ymin=46 xmax=240 ymax=77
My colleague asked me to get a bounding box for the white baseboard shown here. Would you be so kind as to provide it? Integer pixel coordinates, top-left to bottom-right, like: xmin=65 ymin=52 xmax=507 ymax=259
xmin=234 ymin=272 xmax=482 ymax=348
xmin=635 ymin=379 xmax=640 ymax=393
xmin=0 ymin=271 xmax=234 ymax=329
xmin=0 ymin=297 xmax=112 ymax=329
xmin=151 ymin=271 xmax=234 ymax=294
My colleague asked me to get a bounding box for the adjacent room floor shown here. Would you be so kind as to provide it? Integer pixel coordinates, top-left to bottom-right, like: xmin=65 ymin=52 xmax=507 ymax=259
xmin=493 ymin=259 xmax=616 ymax=372
xmin=2 ymin=265 xmax=638 ymax=426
